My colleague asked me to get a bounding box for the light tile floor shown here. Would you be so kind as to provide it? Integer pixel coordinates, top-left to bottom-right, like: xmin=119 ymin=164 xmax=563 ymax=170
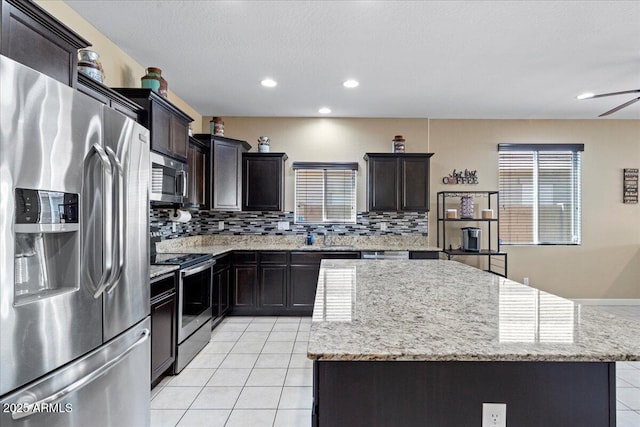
xmin=151 ymin=316 xmax=312 ymax=427
xmin=151 ymin=307 xmax=640 ymax=427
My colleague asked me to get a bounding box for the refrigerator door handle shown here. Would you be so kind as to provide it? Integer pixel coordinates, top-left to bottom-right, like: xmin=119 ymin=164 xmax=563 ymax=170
xmin=11 ymin=329 xmax=150 ymax=420
xmin=104 ymin=147 xmax=125 ymax=293
xmin=86 ymin=143 xmax=114 ymax=298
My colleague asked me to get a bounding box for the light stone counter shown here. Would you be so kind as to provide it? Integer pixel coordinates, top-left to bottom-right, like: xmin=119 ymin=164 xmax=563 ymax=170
xmin=308 ymin=259 xmax=640 ymax=362
xmin=155 ymin=234 xmax=440 ymax=256
xmin=149 ymin=264 xmax=179 ymax=279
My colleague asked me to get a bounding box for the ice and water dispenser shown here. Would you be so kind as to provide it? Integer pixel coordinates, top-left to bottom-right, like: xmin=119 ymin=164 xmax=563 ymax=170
xmin=14 ymin=188 xmax=80 ymax=304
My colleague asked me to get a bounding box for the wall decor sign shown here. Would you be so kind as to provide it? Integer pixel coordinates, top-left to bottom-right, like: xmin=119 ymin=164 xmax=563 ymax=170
xmin=623 ymin=168 xmax=638 ymax=204
xmin=442 ymin=169 xmax=479 ymax=185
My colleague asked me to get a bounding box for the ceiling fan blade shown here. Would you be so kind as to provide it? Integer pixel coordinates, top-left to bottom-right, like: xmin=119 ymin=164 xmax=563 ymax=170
xmin=590 ymin=89 xmax=640 ymax=99
xmin=598 ymin=97 xmax=640 ymax=117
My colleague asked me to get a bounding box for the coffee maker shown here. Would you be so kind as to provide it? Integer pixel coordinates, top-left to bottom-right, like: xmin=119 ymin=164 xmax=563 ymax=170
xmin=462 ymin=227 xmax=481 ymax=252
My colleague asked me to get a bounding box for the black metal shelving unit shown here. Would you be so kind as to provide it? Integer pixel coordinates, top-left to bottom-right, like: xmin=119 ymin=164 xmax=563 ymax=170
xmin=436 ymin=191 xmax=507 ymax=277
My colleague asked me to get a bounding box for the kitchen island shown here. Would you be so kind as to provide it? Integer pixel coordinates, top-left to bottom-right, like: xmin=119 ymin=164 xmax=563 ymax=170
xmin=308 ymin=259 xmax=640 ymax=427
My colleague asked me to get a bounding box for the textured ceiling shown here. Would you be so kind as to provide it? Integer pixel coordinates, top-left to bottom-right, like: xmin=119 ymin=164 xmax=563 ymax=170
xmin=65 ymin=0 xmax=640 ymax=119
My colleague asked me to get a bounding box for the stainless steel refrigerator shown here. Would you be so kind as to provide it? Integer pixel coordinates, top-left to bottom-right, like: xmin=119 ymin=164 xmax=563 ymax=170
xmin=0 ymin=55 xmax=151 ymax=426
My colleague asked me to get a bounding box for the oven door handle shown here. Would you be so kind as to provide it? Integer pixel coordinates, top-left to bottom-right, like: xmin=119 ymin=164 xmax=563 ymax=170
xmin=181 ymin=260 xmax=215 ymax=277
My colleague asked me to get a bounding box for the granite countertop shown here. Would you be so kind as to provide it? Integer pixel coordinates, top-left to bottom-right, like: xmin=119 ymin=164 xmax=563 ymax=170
xmin=308 ymin=259 xmax=640 ymax=362
xmin=154 ymin=235 xmax=441 ymax=257
xmin=150 ymin=264 xmax=179 ymax=279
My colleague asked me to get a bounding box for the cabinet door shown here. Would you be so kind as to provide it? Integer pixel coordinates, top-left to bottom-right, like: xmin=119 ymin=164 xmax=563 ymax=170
xmin=260 ymin=265 xmax=287 ymax=308
xmin=233 ymin=265 xmax=257 ymax=308
xmin=219 ymin=267 xmax=230 ymax=315
xmin=212 ymin=141 xmax=242 ymax=210
xmin=243 ymin=156 xmax=283 ymax=211
xmin=368 ymin=157 xmax=399 ymax=211
xmin=150 ymin=292 xmax=176 ymax=385
xmin=289 ymin=265 xmax=321 ymax=311
xmin=150 ymin=102 xmax=172 ymax=156
xmin=401 ymin=157 xmax=430 ymax=211
xmin=170 ymin=115 xmax=189 ymax=160
xmin=187 ymin=143 xmax=207 ymax=208
xmin=1 ymin=0 xmax=86 ymax=87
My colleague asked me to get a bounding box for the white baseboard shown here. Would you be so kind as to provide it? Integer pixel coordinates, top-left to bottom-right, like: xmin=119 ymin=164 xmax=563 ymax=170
xmin=572 ymin=299 xmax=640 ymax=306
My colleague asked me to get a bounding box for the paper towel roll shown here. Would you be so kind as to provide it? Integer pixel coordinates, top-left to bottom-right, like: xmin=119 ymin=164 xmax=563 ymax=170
xmin=170 ymin=209 xmax=192 ymax=223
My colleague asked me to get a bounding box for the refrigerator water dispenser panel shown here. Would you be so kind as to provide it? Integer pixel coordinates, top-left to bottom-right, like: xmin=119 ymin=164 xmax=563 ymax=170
xmin=15 ymin=188 xmax=79 ymax=225
xmin=14 ymin=189 xmax=80 ymax=305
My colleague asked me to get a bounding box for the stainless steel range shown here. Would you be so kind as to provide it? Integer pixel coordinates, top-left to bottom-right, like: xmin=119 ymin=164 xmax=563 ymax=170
xmin=153 ymin=253 xmax=214 ymax=372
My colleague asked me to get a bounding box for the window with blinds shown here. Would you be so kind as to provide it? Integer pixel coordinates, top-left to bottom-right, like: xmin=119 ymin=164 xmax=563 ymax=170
xmin=498 ymin=144 xmax=583 ymax=245
xmin=293 ymin=162 xmax=357 ymax=224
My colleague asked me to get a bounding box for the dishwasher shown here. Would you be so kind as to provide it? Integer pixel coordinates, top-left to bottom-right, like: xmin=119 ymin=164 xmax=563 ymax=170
xmin=361 ymin=251 xmax=409 ymax=260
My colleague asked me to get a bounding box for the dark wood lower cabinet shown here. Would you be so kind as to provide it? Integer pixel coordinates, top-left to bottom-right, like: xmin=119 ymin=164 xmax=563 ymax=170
xmin=289 ymin=264 xmax=321 ymax=311
xmin=233 ymin=264 xmax=258 ymax=310
xmin=150 ymin=291 xmax=176 ymax=387
xmin=230 ymin=251 xmax=361 ymax=316
xmin=212 ymin=257 xmax=231 ymax=326
xmin=260 ymin=265 xmax=287 ymax=308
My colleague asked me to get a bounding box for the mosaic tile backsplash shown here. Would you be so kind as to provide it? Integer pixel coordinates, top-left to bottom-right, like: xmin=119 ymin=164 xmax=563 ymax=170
xmin=150 ymin=209 xmax=428 ymax=240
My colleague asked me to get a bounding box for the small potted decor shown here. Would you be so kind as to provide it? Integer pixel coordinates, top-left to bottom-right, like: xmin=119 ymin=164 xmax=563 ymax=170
xmin=257 ymin=136 xmax=270 ymax=152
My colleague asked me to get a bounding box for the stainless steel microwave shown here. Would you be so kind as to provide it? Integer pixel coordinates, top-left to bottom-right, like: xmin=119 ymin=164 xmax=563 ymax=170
xmin=150 ymin=151 xmax=188 ymax=204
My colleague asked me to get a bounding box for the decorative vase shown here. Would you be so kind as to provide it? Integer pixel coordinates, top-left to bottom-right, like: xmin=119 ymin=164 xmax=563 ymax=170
xmin=77 ymin=49 xmax=104 ymax=83
xmin=392 ymin=135 xmax=405 ymax=153
xmin=210 ymin=117 xmax=224 ymax=136
xmin=141 ymin=67 xmax=167 ymax=97
xmin=257 ymin=136 xmax=270 ymax=152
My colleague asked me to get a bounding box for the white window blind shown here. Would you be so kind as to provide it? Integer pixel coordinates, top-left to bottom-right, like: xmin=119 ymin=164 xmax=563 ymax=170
xmin=498 ymin=144 xmax=583 ymax=245
xmin=294 ymin=163 xmax=357 ymax=224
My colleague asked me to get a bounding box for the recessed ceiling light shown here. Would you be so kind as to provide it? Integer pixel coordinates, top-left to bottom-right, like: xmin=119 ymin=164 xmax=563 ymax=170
xmin=577 ymin=92 xmax=595 ymax=100
xmin=261 ymin=78 xmax=277 ymax=88
xmin=318 ymin=107 xmax=331 ymax=114
xmin=343 ymin=79 xmax=359 ymax=88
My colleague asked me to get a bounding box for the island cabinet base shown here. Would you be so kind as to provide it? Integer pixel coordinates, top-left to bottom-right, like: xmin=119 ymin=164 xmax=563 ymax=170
xmin=312 ymin=360 xmax=616 ymax=427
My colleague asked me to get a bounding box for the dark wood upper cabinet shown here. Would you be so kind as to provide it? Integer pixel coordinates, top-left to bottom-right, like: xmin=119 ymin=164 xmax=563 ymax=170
xmin=364 ymin=153 xmax=434 ymax=212
xmin=113 ymin=89 xmax=193 ymax=161
xmin=242 ymin=153 xmax=288 ymax=211
xmin=194 ymin=134 xmax=251 ymax=211
xmin=0 ymin=0 xmax=89 ymax=87
xmin=184 ymin=136 xmax=209 ymax=210
xmin=77 ymin=73 xmax=141 ymax=121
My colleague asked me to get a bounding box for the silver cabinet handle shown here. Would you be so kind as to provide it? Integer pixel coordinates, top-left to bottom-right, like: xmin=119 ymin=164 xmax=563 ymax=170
xmin=85 ymin=143 xmax=113 ymax=298
xmin=11 ymin=329 xmax=150 ymax=420
xmin=181 ymin=260 xmax=215 ymax=277
xmin=104 ymin=147 xmax=125 ymax=294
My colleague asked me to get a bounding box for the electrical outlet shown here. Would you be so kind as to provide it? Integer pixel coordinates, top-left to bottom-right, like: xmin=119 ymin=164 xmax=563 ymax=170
xmin=278 ymin=221 xmax=290 ymax=230
xmin=380 ymin=222 xmax=387 ymax=231
xmin=218 ymin=221 xmax=224 ymax=230
xmin=482 ymin=403 xmax=506 ymax=427
xmin=523 ymin=277 xmax=529 ymax=286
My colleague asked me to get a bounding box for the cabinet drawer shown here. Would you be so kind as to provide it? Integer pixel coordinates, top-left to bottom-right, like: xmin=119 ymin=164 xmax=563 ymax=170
xmin=234 ymin=251 xmax=257 ymax=264
xmin=290 ymin=251 xmax=360 ymax=264
xmin=290 ymin=252 xmax=323 ymax=265
xmin=320 ymin=252 xmax=360 ymax=260
xmin=409 ymin=251 xmax=440 ymax=260
xmin=260 ymin=251 xmax=288 ymax=264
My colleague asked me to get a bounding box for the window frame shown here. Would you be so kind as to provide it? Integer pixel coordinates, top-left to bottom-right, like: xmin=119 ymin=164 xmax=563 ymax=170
xmin=292 ymin=162 xmax=358 ymax=225
xmin=498 ymin=143 xmax=584 ymax=246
